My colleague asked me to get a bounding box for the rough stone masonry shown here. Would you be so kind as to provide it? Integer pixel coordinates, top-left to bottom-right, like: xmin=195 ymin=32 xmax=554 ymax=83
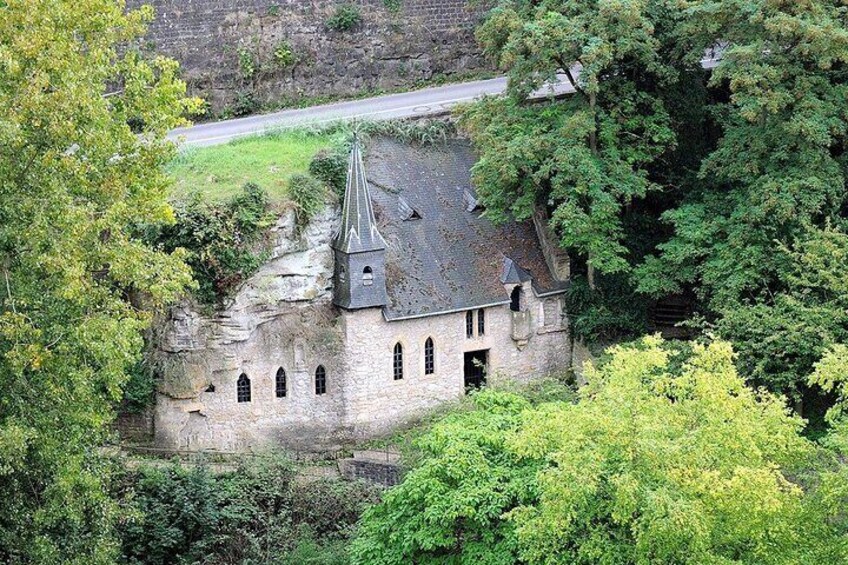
xmin=126 ymin=0 xmax=489 ymax=113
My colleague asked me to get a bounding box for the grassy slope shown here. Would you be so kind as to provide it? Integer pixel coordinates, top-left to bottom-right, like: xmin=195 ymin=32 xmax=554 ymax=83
xmin=167 ymin=130 xmax=334 ymax=202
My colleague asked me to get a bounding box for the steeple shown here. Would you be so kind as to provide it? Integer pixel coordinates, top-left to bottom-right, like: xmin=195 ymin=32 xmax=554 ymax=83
xmin=332 ymin=138 xmax=389 ymax=310
xmin=332 ymin=138 xmax=387 ymax=254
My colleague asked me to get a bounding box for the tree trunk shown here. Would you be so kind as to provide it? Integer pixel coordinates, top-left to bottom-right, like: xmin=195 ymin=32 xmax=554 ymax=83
xmin=587 ymin=260 xmax=596 ymax=290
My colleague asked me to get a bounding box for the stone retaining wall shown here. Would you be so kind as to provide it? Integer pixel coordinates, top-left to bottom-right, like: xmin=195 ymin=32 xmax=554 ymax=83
xmin=126 ymin=0 xmax=490 ymax=113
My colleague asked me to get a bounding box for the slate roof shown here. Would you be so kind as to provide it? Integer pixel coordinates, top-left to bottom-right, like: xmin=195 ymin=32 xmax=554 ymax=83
xmin=332 ymin=139 xmax=387 ymax=254
xmin=363 ymin=137 xmax=568 ymax=321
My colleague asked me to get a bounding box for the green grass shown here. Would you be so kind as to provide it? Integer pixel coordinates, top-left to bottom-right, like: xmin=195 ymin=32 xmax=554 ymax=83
xmin=168 ymin=129 xmax=335 ymax=202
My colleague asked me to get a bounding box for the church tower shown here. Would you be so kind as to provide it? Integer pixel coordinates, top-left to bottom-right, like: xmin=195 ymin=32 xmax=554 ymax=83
xmin=332 ymin=139 xmax=389 ymax=310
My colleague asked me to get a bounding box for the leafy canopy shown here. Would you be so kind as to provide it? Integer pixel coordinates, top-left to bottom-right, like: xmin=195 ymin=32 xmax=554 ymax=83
xmin=0 ymin=0 xmax=198 ymax=561
xmin=352 ymin=337 xmax=847 ymax=564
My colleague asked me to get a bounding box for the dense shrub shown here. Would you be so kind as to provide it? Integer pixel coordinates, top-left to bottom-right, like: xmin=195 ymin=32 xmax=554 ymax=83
xmin=273 ymin=40 xmax=297 ymax=68
xmin=121 ymin=360 xmax=157 ymax=413
xmin=326 ymin=4 xmax=362 ymax=32
xmin=289 ymin=173 xmax=327 ymax=228
xmin=309 ymin=148 xmax=348 ymax=197
xmin=564 ymin=274 xmax=650 ymax=342
xmin=146 ymin=183 xmax=273 ymax=304
xmin=118 ymin=454 xmax=380 ymax=565
xmin=231 ymin=90 xmax=259 ymax=117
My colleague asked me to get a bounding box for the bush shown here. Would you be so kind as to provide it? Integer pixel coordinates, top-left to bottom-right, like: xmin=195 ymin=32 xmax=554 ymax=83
xmin=121 ymin=360 xmax=156 ymax=413
xmin=564 ymin=273 xmax=650 ymax=342
xmin=231 ymin=90 xmax=259 ymax=117
xmin=237 ymin=47 xmax=256 ymax=78
xmin=288 ymin=173 xmax=327 ymax=228
xmin=146 ymin=183 xmax=273 ymax=304
xmin=117 ymin=454 xmax=381 ymax=565
xmin=309 ymin=148 xmax=348 ymax=197
xmin=273 ymin=40 xmax=297 ymax=68
xmin=326 ymin=4 xmax=362 ymax=32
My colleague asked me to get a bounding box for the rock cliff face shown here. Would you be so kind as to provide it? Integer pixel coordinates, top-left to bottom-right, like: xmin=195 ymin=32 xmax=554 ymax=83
xmin=151 ymin=206 xmax=348 ymax=452
xmin=126 ymin=0 xmax=489 ymax=113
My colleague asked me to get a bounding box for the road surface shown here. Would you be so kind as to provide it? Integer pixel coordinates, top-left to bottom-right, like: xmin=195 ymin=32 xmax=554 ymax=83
xmin=171 ymin=54 xmax=719 ymax=147
xmin=168 ymin=77 xmax=575 ymax=147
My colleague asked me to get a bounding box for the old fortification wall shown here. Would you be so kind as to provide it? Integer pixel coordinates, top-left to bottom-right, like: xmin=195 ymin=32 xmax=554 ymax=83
xmin=127 ymin=0 xmax=489 ymax=113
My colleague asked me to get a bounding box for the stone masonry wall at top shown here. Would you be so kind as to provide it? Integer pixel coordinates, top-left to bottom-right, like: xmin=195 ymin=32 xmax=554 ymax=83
xmin=127 ymin=0 xmax=489 ymax=113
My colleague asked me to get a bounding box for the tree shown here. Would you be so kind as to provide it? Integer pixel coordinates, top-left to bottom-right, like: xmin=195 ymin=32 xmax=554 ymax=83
xmin=352 ymin=337 xmax=848 ymax=563
xmin=0 ymin=1 xmax=197 ymax=562
xmin=714 ymin=225 xmax=848 ymax=399
xmin=635 ymin=0 xmax=848 ymax=395
xmin=460 ymin=0 xmax=683 ymax=283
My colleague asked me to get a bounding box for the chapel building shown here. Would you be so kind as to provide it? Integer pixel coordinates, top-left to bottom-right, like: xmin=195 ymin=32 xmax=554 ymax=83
xmin=153 ymin=137 xmax=572 ymax=452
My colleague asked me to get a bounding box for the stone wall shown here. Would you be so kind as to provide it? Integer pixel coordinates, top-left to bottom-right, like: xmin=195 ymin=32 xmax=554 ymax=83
xmin=151 ymin=205 xmax=572 ymax=453
xmin=127 ymin=0 xmax=489 ymax=113
xmin=339 ymin=284 xmax=571 ymax=439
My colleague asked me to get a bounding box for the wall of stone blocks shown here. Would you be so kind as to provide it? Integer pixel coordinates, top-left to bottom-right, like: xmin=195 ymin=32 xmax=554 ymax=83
xmin=339 ymin=281 xmax=571 ymax=439
xmin=126 ymin=0 xmax=490 ymax=113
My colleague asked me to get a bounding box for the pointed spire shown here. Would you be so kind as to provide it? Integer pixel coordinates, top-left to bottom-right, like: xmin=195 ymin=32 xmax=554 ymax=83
xmin=332 ymin=137 xmax=387 ymax=253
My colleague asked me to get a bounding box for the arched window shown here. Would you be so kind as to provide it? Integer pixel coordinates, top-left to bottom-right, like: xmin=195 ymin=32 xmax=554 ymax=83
xmin=424 ymin=337 xmax=435 ymax=375
xmin=510 ymin=286 xmax=521 ymax=312
xmin=478 ymin=308 xmax=485 ymax=336
xmin=315 ymin=365 xmax=327 ymax=395
xmin=237 ymin=373 xmax=251 ymax=403
xmin=393 ymin=343 xmax=403 ymax=380
xmin=275 ymin=367 xmax=287 ymax=398
xmin=465 ymin=311 xmax=474 ymax=338
xmin=362 ymin=266 xmax=373 ymax=286
xmin=339 ymin=265 xmax=346 ymax=283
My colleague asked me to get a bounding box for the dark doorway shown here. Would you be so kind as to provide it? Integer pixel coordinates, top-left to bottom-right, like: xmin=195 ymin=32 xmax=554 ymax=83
xmin=510 ymin=286 xmax=521 ymax=312
xmin=464 ymin=350 xmax=488 ymax=392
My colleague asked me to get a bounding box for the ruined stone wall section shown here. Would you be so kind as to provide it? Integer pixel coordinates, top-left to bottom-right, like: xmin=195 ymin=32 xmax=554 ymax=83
xmin=127 ymin=0 xmax=489 ymax=112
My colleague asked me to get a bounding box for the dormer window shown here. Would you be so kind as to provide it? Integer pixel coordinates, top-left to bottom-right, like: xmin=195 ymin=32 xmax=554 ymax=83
xmin=398 ymin=197 xmax=421 ymax=221
xmin=362 ymin=266 xmax=373 ymax=286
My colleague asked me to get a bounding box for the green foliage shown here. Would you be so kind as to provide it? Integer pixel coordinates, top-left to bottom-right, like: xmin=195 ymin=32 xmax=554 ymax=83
xmin=146 ymin=183 xmax=273 ymax=304
xmin=0 ymin=1 xmax=198 ymax=561
xmin=118 ymin=454 xmax=380 ymax=565
xmin=121 ymin=360 xmax=157 ymax=413
xmin=273 ymin=40 xmax=297 ymax=68
xmin=565 ymin=274 xmax=650 ymax=342
xmin=358 ymin=118 xmax=455 ymax=145
xmin=352 ymin=338 xmax=848 ymax=564
xmin=326 ymin=4 xmax=362 ymax=32
xmin=382 ymin=0 xmax=402 ymax=13
xmin=463 ymin=0 xmax=681 ymax=276
xmin=714 ymin=225 xmax=848 ymax=399
xmin=168 ymin=129 xmax=334 ymax=202
xmin=468 ymin=0 xmax=848 ymax=401
xmin=289 ymin=173 xmax=328 ymax=228
xmin=309 ymin=148 xmax=349 ymax=197
xmin=237 ymin=46 xmax=257 ymax=79
xmin=231 ymin=90 xmax=259 ymax=117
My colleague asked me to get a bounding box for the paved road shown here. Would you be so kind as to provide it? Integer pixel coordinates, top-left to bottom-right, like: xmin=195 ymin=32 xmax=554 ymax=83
xmin=171 ymin=54 xmax=719 ymax=147
xmin=168 ymin=76 xmax=575 ymax=147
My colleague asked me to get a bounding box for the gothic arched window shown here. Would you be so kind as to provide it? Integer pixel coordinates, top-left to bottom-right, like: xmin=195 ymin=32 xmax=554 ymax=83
xmin=315 ymin=365 xmax=327 ymax=395
xmin=237 ymin=373 xmax=251 ymax=403
xmin=424 ymin=337 xmax=435 ymax=375
xmin=275 ymin=367 xmax=287 ymax=398
xmin=478 ymin=308 xmax=485 ymax=336
xmin=362 ymin=266 xmax=373 ymax=286
xmin=393 ymin=343 xmax=403 ymax=380
xmin=465 ymin=311 xmax=474 ymax=338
